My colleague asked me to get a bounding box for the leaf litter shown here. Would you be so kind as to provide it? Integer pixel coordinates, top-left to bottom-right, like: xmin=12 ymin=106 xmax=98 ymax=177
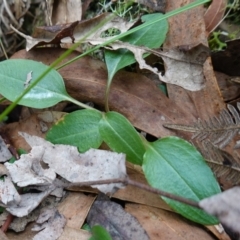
xmin=1 ymin=132 xmax=126 ymax=228
xmin=0 ymin=0 xmax=239 ymax=238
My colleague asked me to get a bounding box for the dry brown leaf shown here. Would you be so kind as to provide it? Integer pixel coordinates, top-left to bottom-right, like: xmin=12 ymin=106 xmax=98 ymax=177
xmin=200 ymin=187 xmax=240 ymax=234
xmin=114 ymin=166 xmax=171 ymax=211
xmin=11 ymin=48 xmax=196 ymax=139
xmin=215 ymin=71 xmax=240 ymax=102
xmin=126 ymin=204 xmax=216 ymax=240
xmin=163 ymin=0 xmax=225 ymax=121
xmin=7 ymin=132 xmax=126 ymax=193
xmin=0 ymin=230 xmax=8 ymax=240
xmin=108 ymin=42 xmax=208 ymax=91
xmin=11 ymin=13 xmax=136 ymax=51
xmin=50 ymin=0 xmax=82 ymax=25
xmin=58 ymin=192 xmax=95 ymax=230
xmin=68 ymin=165 xmax=172 ymax=211
xmin=136 ymin=0 xmax=166 ymax=12
xmin=6 ymin=222 xmax=39 ymax=239
xmin=32 ymin=208 xmax=66 ymax=240
xmin=204 ymin=0 xmax=227 ymax=34
xmin=59 ymin=227 xmax=91 ymax=240
xmin=2 ymin=111 xmax=66 ymax=151
xmin=87 ymin=194 xmax=149 ymax=240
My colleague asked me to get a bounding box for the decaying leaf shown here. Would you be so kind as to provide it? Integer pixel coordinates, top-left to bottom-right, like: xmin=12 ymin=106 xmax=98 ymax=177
xmin=211 ymin=39 xmax=240 ymax=76
xmin=32 ymin=208 xmax=66 ymax=240
xmin=11 ymin=13 xmax=136 ymax=51
xmin=0 ymin=135 xmax=12 ymax=162
xmin=87 ymin=194 xmax=149 ymax=240
xmin=3 ymin=132 xmax=126 ymax=217
xmin=164 ymin=103 xmax=240 ymax=149
xmin=5 ymin=146 xmax=56 ymax=187
xmin=199 ymin=187 xmax=240 ymax=233
xmin=204 ymin=0 xmax=227 ymax=34
xmin=0 ymin=131 xmax=128 ymax=221
xmin=6 ymin=187 xmax=55 ymax=218
xmin=50 ymin=0 xmax=82 ymax=25
xmin=126 ymin=203 xmax=217 ymax=240
xmin=11 ymin=48 xmax=196 ymax=139
xmin=137 ymin=0 xmax=166 ymax=12
xmin=18 ymin=132 xmax=126 ymax=193
xmin=200 ymin=140 xmax=240 ymax=188
xmin=0 ymin=176 xmax=21 ymax=206
xmin=107 ymin=41 xmax=209 ymax=91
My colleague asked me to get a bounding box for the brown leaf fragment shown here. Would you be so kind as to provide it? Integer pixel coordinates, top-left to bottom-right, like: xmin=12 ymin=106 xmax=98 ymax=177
xmin=163 ymin=0 xmax=225 ymax=123
xmin=211 ymin=39 xmax=240 ymax=76
xmin=159 ymin=46 xmax=208 ymax=91
xmin=126 ymin=204 xmax=217 ymax=240
xmin=204 ymin=0 xmax=227 ymax=34
xmin=9 ymin=132 xmax=126 ymax=194
xmin=2 ymin=111 xmax=67 ymax=152
xmin=108 ymin=42 xmax=209 ymax=91
xmin=12 ymin=13 xmax=136 ymax=51
xmin=59 ymin=227 xmax=91 ymax=240
xmin=0 ymin=230 xmax=8 ymax=240
xmin=215 ymin=71 xmax=240 ymax=102
xmin=58 ymin=192 xmax=95 ymax=230
xmin=32 ymin=208 xmax=66 ymax=240
xmin=164 ymin=103 xmax=240 ymax=149
xmin=50 ymin=0 xmax=82 ymax=25
xmin=199 ymin=187 xmax=240 ymax=234
xmin=87 ymin=194 xmax=149 ymax=240
xmin=199 ymin=140 xmax=240 ymax=189
xmin=137 ymin=0 xmax=166 ymax=12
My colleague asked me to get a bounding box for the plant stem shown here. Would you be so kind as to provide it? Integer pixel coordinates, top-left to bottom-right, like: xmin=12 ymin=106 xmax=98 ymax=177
xmin=64 ymin=95 xmax=99 ymax=111
xmin=56 ymin=0 xmax=211 ymax=70
xmin=65 ymin=177 xmax=200 ymax=209
xmin=0 ymin=14 xmax=115 ymax=121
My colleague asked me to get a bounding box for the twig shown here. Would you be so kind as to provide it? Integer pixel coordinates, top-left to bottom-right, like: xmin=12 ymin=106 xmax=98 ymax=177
xmin=65 ymin=177 xmax=200 ymax=209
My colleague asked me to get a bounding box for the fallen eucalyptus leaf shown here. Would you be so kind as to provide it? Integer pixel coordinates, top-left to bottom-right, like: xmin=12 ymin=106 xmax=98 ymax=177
xmin=204 ymin=0 xmax=227 ymax=34
xmin=32 ymin=208 xmax=66 ymax=240
xmin=19 ymin=132 xmax=126 ymax=194
xmin=4 ymin=146 xmax=56 ymax=187
xmin=0 ymin=135 xmax=12 ymax=162
xmin=6 ymin=187 xmax=54 ymax=217
xmin=87 ymin=194 xmax=149 ymax=240
xmin=0 ymin=176 xmax=21 ymax=206
xmin=108 ymin=42 xmax=208 ymax=91
xmin=199 ymin=187 xmax=240 ymax=233
xmin=11 ymin=13 xmax=136 ymax=51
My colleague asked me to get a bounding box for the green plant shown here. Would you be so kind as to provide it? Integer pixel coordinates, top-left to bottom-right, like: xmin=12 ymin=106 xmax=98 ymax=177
xmin=0 ymin=0 xmax=219 ymax=226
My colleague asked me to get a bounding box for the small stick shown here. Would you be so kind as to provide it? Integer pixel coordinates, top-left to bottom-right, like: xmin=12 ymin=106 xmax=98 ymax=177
xmin=64 ymin=177 xmax=200 ymax=209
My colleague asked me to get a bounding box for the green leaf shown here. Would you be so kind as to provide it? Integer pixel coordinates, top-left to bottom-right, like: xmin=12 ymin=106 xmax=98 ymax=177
xmin=0 ymin=59 xmax=72 ymax=108
xmin=143 ymin=137 xmax=221 ymax=225
xmin=99 ymin=111 xmax=145 ymax=165
xmin=46 ymin=110 xmax=103 ymax=152
xmin=105 ymin=13 xmax=168 ymax=83
xmin=90 ymin=225 xmax=112 ymax=240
